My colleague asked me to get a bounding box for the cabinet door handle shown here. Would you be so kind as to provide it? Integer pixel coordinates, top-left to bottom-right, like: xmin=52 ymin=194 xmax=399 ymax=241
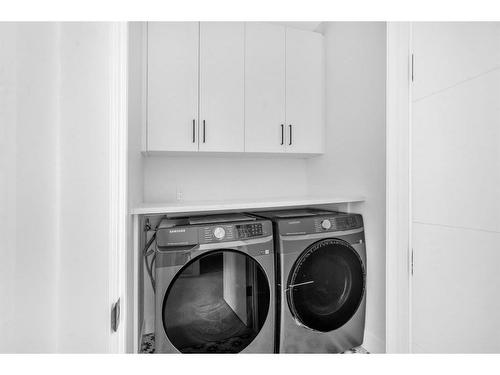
xmin=289 ymin=124 xmax=292 ymax=146
xmin=280 ymin=124 xmax=284 ymax=145
xmin=203 ymin=120 xmax=206 ymax=143
xmin=192 ymin=119 xmax=196 ymax=143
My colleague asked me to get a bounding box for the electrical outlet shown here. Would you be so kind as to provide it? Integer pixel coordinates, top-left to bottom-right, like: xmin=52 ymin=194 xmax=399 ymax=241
xmin=176 ymin=187 xmax=183 ymax=201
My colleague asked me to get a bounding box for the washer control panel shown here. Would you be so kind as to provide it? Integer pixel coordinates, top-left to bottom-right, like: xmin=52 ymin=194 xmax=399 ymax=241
xmin=212 ymin=226 xmax=226 ymax=240
xmin=202 ymin=224 xmax=235 ymax=243
xmin=235 ymin=223 xmax=264 ymax=239
xmin=156 ymin=216 xmax=272 ymax=248
xmin=201 ymin=221 xmax=270 ymax=243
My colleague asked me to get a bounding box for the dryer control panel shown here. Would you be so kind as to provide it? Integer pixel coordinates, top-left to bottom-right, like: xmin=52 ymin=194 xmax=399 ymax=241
xmin=313 ymin=214 xmax=363 ymax=233
xmin=277 ymin=212 xmax=363 ymax=236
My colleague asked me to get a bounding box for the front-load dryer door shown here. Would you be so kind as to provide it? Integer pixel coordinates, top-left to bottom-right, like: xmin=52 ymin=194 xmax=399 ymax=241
xmin=162 ymin=249 xmax=270 ymax=353
xmin=286 ymin=238 xmax=365 ymax=332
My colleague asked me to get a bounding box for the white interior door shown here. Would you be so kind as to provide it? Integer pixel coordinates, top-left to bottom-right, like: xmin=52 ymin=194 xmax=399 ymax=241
xmin=412 ymin=22 xmax=500 ymax=101
xmin=285 ymin=27 xmax=324 ymax=154
xmin=147 ymin=22 xmax=199 ymax=152
xmin=244 ymin=22 xmax=286 ymax=153
xmin=199 ymin=22 xmax=245 ymax=152
xmin=411 ymin=22 xmax=500 ymax=353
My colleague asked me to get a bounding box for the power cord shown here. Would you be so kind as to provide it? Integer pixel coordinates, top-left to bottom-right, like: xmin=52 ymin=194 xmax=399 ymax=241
xmin=143 ymin=231 xmax=157 ymax=293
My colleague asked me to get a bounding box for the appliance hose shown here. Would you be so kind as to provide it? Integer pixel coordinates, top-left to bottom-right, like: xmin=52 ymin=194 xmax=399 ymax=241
xmin=143 ymin=232 xmax=157 ymax=292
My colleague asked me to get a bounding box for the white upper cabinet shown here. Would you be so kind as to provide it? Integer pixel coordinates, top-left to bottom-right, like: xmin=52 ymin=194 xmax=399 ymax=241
xmin=146 ymin=22 xmax=324 ymax=155
xmin=147 ymin=22 xmax=199 ymax=152
xmin=199 ymin=22 xmax=245 ymax=152
xmin=245 ymin=23 xmax=286 ymax=153
xmin=285 ymin=27 xmax=325 ymax=154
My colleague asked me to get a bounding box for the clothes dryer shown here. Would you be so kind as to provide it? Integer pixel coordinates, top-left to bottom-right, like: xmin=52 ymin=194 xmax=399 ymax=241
xmin=253 ymin=209 xmax=366 ymax=353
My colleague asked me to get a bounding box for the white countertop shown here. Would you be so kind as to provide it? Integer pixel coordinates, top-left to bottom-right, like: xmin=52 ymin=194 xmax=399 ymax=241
xmin=130 ymin=195 xmax=364 ymax=215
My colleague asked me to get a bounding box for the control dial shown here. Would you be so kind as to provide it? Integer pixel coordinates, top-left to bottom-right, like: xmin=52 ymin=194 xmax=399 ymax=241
xmin=213 ymin=226 xmax=226 ymax=240
xmin=321 ymin=219 xmax=332 ymax=230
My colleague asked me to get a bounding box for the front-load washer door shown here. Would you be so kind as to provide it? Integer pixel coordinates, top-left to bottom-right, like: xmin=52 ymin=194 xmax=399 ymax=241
xmin=286 ymin=238 xmax=365 ymax=332
xmin=162 ymin=249 xmax=270 ymax=353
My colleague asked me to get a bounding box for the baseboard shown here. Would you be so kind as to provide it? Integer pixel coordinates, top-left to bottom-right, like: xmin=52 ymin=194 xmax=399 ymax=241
xmin=363 ymin=330 xmax=385 ymax=353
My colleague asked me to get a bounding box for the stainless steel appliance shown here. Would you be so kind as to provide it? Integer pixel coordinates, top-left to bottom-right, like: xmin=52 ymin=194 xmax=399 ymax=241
xmin=253 ymin=209 xmax=366 ymax=353
xmin=154 ymin=213 xmax=275 ymax=353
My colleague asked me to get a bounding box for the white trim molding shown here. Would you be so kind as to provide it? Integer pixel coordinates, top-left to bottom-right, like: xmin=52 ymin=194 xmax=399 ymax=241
xmin=385 ymin=22 xmax=412 ymax=353
xmin=108 ymin=21 xmax=129 ymax=354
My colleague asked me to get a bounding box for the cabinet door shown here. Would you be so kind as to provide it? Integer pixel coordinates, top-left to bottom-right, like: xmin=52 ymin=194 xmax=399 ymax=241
xmin=285 ymin=28 xmax=325 ymax=154
xmin=245 ymin=23 xmax=286 ymax=153
xmin=199 ymin=22 xmax=245 ymax=152
xmin=147 ymin=22 xmax=199 ymax=152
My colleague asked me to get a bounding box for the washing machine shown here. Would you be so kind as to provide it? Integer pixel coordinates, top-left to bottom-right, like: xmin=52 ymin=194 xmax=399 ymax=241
xmin=253 ymin=209 xmax=366 ymax=353
xmin=154 ymin=213 xmax=275 ymax=353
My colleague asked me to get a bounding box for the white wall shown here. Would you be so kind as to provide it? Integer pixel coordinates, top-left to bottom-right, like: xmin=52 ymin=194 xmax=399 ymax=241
xmin=127 ymin=22 xmax=145 ymax=208
xmin=143 ymin=155 xmax=308 ymax=203
xmin=0 ymin=23 xmax=59 ymax=353
xmin=307 ymin=22 xmax=387 ymax=353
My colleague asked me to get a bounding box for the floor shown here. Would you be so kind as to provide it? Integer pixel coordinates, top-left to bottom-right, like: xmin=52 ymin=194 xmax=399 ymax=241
xmin=140 ymin=333 xmax=369 ymax=354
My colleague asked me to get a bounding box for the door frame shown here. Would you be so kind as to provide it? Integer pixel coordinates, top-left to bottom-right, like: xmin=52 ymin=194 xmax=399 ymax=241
xmin=385 ymin=22 xmax=412 ymax=353
xmin=108 ymin=21 xmax=129 ymax=353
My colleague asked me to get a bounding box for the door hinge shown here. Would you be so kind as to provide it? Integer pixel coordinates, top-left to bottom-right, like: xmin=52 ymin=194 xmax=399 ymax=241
xmin=111 ymin=298 xmax=121 ymax=332
xmin=411 ymin=53 xmax=415 ymax=82
xmin=410 ymin=248 xmax=414 ymax=276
